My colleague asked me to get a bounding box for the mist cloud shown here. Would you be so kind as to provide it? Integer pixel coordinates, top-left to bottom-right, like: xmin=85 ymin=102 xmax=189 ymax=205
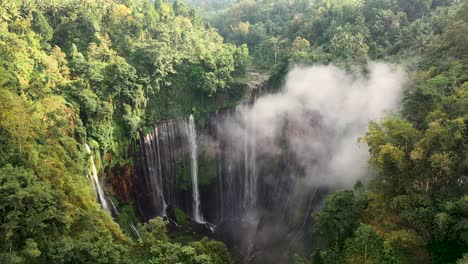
xmin=221 ymin=62 xmax=406 ymax=188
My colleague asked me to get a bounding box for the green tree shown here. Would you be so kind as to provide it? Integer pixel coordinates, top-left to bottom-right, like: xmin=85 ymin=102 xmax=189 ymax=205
xmin=32 ymin=11 xmax=53 ymax=46
xmin=0 ymin=164 xmax=67 ymax=263
xmin=314 ymin=191 xmax=361 ymax=246
xmin=342 ymin=224 xmax=384 ymax=264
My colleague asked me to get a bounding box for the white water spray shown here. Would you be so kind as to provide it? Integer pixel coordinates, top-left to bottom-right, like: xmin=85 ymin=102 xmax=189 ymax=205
xmin=225 ymin=63 xmax=405 ymax=188
xmin=187 ymin=114 xmax=203 ymax=222
xmin=85 ymin=143 xmax=110 ymax=212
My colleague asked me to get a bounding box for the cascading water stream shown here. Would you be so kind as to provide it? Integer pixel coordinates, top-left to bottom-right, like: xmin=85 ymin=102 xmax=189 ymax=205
xmin=143 ymin=128 xmax=167 ymax=216
xmin=187 ymin=114 xmax=203 ymax=222
xmin=155 ymin=129 xmax=166 ymax=216
xmin=109 ymin=198 xmax=119 ymax=218
xmin=85 ymin=143 xmax=110 ymax=212
xmin=130 ymin=222 xmax=141 ymax=239
xmin=244 ymin=113 xmax=257 ymax=210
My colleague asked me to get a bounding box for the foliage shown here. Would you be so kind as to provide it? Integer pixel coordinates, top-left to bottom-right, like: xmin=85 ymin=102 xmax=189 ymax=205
xmin=314 ymin=190 xmax=361 ymax=246
xmin=0 ymin=0 xmax=242 ymax=263
xmin=285 ymin=0 xmax=468 ymax=263
xmin=2 ymin=0 xmax=468 ymax=263
xmin=174 ymin=207 xmax=191 ymax=226
xmin=133 ymin=218 xmax=233 ymax=264
xmin=205 ymin=0 xmax=463 ymax=72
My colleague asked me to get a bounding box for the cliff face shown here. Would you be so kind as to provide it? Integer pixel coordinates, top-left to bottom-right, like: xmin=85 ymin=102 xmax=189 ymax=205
xmin=107 ymin=163 xmax=134 ymax=204
xmin=108 ymin=73 xmax=328 ymax=262
xmin=135 ymin=119 xmax=194 ymax=221
xmin=130 ymin=109 xmax=327 ymax=260
xmin=116 ymin=72 xmax=268 ymax=221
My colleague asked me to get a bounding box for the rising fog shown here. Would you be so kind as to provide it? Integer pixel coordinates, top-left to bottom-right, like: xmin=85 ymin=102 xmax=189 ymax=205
xmin=221 ymin=62 xmax=406 ymax=188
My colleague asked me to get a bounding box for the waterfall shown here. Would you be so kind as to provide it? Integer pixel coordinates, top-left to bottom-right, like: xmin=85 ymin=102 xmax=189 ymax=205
xmin=109 ymin=198 xmax=119 ymax=218
xmin=212 ymin=110 xmax=259 ymax=221
xmin=243 ymin=115 xmax=257 ymax=210
xmin=155 ymin=128 xmax=166 ymax=217
xmin=129 ymin=73 xmax=333 ymax=261
xmin=130 ymin=222 xmax=141 ymax=239
xmin=85 ymin=143 xmax=110 ymax=212
xmin=187 ymin=114 xmax=203 ymax=222
xmin=141 ymin=128 xmax=167 ymax=217
xmin=137 ymin=119 xmax=194 ymax=220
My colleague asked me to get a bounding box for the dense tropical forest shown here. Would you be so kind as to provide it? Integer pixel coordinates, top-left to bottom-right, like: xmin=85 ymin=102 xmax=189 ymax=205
xmin=0 ymin=0 xmax=467 ymax=263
